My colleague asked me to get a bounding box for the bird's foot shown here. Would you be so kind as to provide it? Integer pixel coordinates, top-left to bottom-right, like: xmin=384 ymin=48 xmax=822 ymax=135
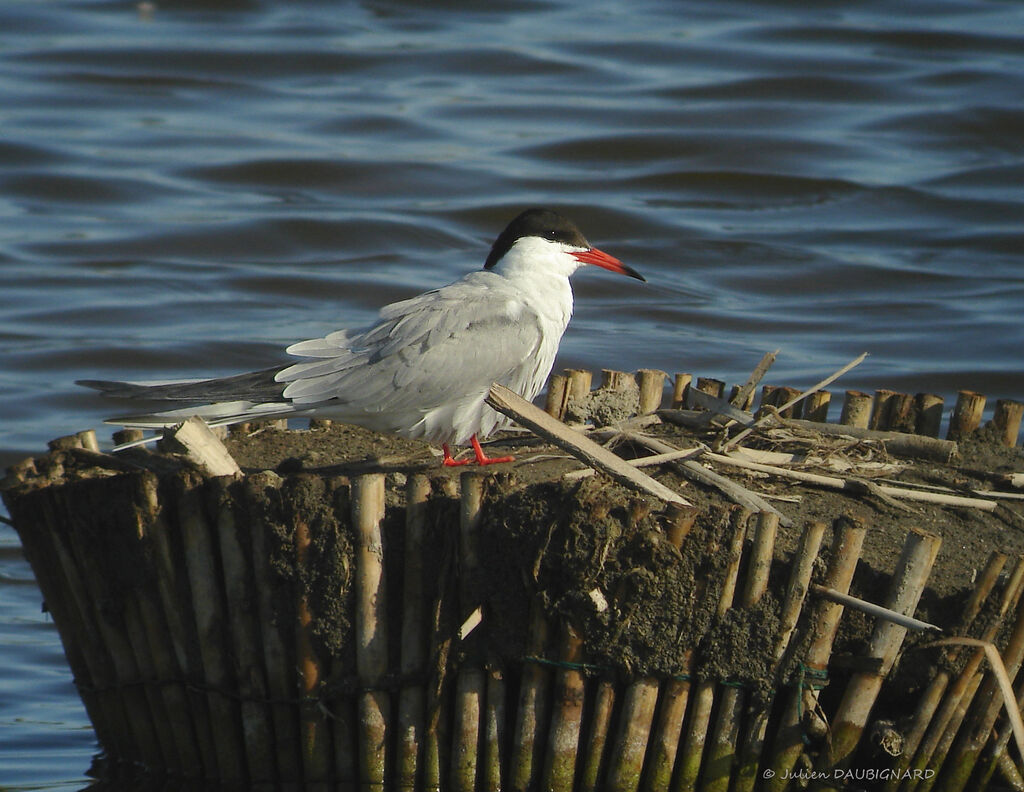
xmin=441 ymin=437 xmax=515 ymax=467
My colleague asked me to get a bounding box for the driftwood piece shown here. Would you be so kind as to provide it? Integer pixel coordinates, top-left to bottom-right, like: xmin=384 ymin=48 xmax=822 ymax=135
xmin=732 ymin=350 xmax=778 ymax=410
xmin=486 ymin=384 xmax=691 ymax=506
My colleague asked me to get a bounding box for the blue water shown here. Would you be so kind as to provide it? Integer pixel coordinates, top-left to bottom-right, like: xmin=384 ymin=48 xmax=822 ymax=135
xmin=2 ymin=0 xmax=1024 ymax=787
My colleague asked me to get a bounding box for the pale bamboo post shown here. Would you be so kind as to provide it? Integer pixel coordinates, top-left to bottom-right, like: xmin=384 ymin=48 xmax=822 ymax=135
xmin=923 ymin=567 xmax=1024 ymax=792
xmin=644 ymin=654 xmax=696 ymax=792
xmin=545 ymin=374 xmax=569 ymax=419
xmin=803 ymin=390 xmax=831 ymax=423
xmin=811 ymin=528 xmax=942 ymax=790
xmin=915 ymin=394 xmax=944 ymax=437
xmin=887 ymin=392 xmax=917 ymax=433
xmin=673 ymin=373 xmax=693 ymax=408
xmin=354 ymin=473 xmax=390 ymax=792
xmin=397 ymin=474 xmax=430 ymax=788
xmin=484 ymin=662 xmax=507 ymax=792
xmin=697 ymin=377 xmax=725 ymax=400
xmin=566 ymin=368 xmax=594 ymax=402
xmin=245 ymin=472 xmax=303 ymax=783
xmin=541 ymin=622 xmax=587 ymax=790
xmin=735 ymin=521 xmax=827 ymax=792
xmin=766 ymin=515 xmax=868 ymax=791
xmin=992 ymin=399 xmax=1024 ymax=447
xmin=210 ymin=478 xmax=276 ymax=786
xmin=578 ymin=679 xmax=617 ymax=792
xmin=637 ymin=369 xmax=667 ymax=414
xmin=510 ymin=599 xmax=552 ymax=792
xmin=10 ymin=479 xmax=135 ymax=765
xmin=607 ymin=678 xmax=661 ymax=792
xmin=870 ymin=389 xmax=900 ymax=430
xmin=702 ymin=513 xmax=778 ymax=792
xmin=900 ymin=555 xmax=1024 ymax=792
xmin=840 ymin=390 xmax=873 ymax=428
xmin=294 ymin=480 xmax=331 ymax=789
xmin=674 ymin=508 xmax=751 ymax=792
xmin=884 ymin=551 xmax=1009 ymax=791
xmin=947 ymin=391 xmax=986 ymax=440
xmin=451 ymin=472 xmax=486 ymax=792
xmin=175 ymin=471 xmax=247 ymax=779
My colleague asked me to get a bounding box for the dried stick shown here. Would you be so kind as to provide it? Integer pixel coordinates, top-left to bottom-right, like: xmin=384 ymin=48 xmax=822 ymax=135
xmin=486 ymin=383 xmax=691 ymax=506
xmin=722 ymin=352 xmax=869 ymax=452
xmin=732 ymin=350 xmax=779 ymax=411
xmin=354 ymin=473 xmax=389 ymax=792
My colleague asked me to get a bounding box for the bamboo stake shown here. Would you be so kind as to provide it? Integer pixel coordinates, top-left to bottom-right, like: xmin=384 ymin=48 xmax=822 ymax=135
xmin=673 ymin=374 xmax=693 ymax=409
xmin=209 ymin=479 xmax=276 ymax=786
xmin=541 ymin=622 xmax=587 ymax=790
xmin=882 ymin=551 xmax=1008 ymax=792
xmin=900 ymin=555 xmax=1024 ymax=792
xmin=293 ymin=479 xmax=331 ymax=788
xmin=451 ymin=472 xmax=486 ymax=792
xmin=509 ymin=600 xmax=551 ymax=792
xmin=608 ymin=678 xmax=661 ymax=792
xmin=176 ymin=471 xmax=247 ymax=780
xmin=812 ymin=528 xmax=942 ymax=789
xmin=397 ymin=474 xmax=431 ymax=788
xmin=161 ymin=416 xmax=242 ymax=477
xmin=545 ymin=374 xmax=569 ymax=419
xmin=674 ymin=508 xmax=751 ymax=792
xmin=354 ymin=473 xmax=390 ymax=792
xmin=947 ymin=391 xmax=986 ymax=441
xmin=698 ymin=377 xmax=726 ymax=400
xmin=841 ymin=390 xmax=873 ymax=428
xmin=915 ymin=394 xmax=944 ymax=438
xmin=925 ymin=570 xmax=1024 ymax=792
xmin=485 ymin=384 xmax=692 ymax=506
xmin=604 ymin=369 xmax=635 ymax=391
xmin=766 ymin=515 xmax=868 ymax=791
xmin=579 ymin=678 xmax=617 ymax=792
xmin=244 ymin=472 xmax=303 ymax=784
xmin=644 ymin=653 xmax=696 ymax=792
xmin=871 ymin=389 xmax=900 ymax=430
xmin=915 ymin=672 xmax=984 ymax=792
xmin=803 ymin=390 xmax=831 ymax=423
xmin=484 ymin=662 xmax=507 ymax=792
xmin=7 ymin=482 xmax=132 ymax=765
xmin=735 ymin=521 xmax=827 ymax=792
xmin=702 ymin=513 xmax=778 ymax=792
xmin=993 ymin=399 xmax=1024 ymax=447
xmin=567 ymin=368 xmax=594 ymax=402
xmin=888 ymin=392 xmax=917 ymax=433
xmin=638 ymin=369 xmax=667 ymax=414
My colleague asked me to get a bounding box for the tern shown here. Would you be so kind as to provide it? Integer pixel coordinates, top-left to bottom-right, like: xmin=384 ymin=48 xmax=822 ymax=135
xmin=78 ymin=208 xmax=645 ymax=466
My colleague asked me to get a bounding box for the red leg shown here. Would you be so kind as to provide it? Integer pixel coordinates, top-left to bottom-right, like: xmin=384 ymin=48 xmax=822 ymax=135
xmin=442 ymin=443 xmax=472 ymax=467
xmin=470 ymin=434 xmax=514 ymax=465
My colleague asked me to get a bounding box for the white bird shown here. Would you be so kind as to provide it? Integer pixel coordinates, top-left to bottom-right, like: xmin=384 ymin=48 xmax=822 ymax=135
xmin=78 ymin=208 xmax=645 ymax=466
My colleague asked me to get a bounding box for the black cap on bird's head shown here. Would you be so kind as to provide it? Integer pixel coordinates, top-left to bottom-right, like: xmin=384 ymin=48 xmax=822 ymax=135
xmin=483 ymin=207 xmax=646 ymax=282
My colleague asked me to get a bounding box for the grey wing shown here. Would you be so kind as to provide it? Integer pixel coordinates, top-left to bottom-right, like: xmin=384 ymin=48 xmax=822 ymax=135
xmin=275 ymin=274 xmax=545 ymax=410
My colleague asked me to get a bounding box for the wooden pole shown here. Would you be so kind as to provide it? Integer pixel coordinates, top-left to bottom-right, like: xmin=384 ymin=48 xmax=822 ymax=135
xmin=484 ymin=661 xmax=507 ymax=792
xmin=888 ymin=392 xmax=917 ymax=433
xmin=915 ymin=393 xmax=944 ymax=437
xmin=766 ymin=515 xmax=868 ymax=790
xmin=544 ymin=374 xmax=569 ymax=419
xmin=175 ymin=471 xmax=247 ymax=779
xmin=644 ymin=654 xmax=696 ymax=792
xmin=397 ymin=474 xmax=431 ymax=788
xmin=566 ymin=368 xmax=594 ymax=402
xmin=673 ymin=374 xmax=693 ymax=409
xmin=735 ymin=521 xmax=826 ymax=792
xmin=674 ymin=508 xmax=751 ymax=792
xmin=947 ymin=391 xmax=986 ymax=440
xmin=451 ymin=472 xmax=486 ymax=792
xmin=840 ymin=390 xmax=873 ymax=428
xmin=541 ymin=621 xmax=587 ymax=790
xmin=702 ymin=513 xmax=778 ymax=792
xmin=870 ymin=389 xmax=900 ymax=430
xmin=637 ymin=369 xmax=667 ymax=414
xmin=803 ymin=390 xmax=831 ymax=423
xmin=210 ymin=478 xmax=276 ymax=787
xmin=579 ymin=678 xmax=617 ymax=792
xmin=293 ymin=478 xmax=331 ymax=788
xmin=509 ymin=600 xmax=551 ymax=792
xmin=353 ymin=473 xmax=390 ymax=792
xmin=245 ymin=472 xmax=303 ymax=784
xmin=992 ymin=399 xmax=1024 ymax=447
xmin=811 ymin=528 xmax=941 ymax=789
xmin=697 ymin=377 xmax=726 ymax=400
xmin=607 ymin=678 xmax=661 ymax=792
